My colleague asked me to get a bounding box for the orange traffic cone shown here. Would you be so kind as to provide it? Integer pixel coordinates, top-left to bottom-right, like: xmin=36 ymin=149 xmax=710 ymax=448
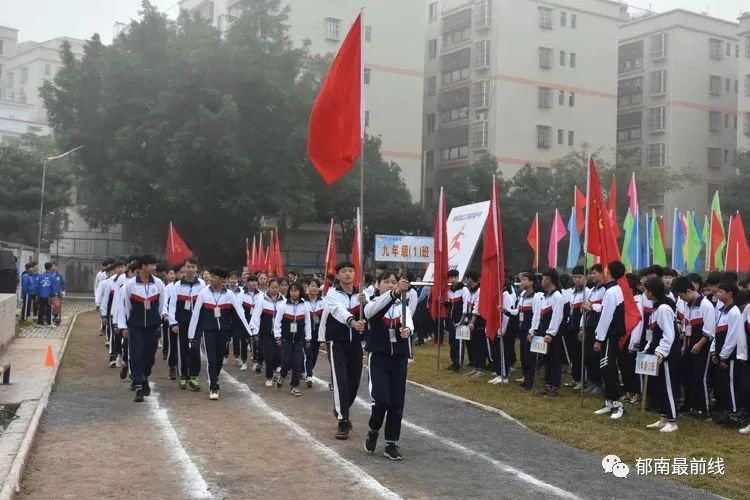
xmin=45 ymin=345 xmax=55 ymax=367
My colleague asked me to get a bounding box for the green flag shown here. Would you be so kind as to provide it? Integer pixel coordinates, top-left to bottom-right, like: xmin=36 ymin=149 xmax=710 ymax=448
xmin=711 ymin=191 xmax=725 ymax=271
xmin=621 ymin=211 xmax=635 ymax=271
xmin=650 ymin=214 xmax=667 ymax=266
xmin=686 ymin=212 xmax=701 ymax=272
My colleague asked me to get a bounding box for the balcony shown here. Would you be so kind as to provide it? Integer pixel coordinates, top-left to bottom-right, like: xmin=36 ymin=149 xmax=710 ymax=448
xmin=470 ymin=121 xmax=489 ymax=151
xmin=474 ymin=0 xmax=490 ymax=31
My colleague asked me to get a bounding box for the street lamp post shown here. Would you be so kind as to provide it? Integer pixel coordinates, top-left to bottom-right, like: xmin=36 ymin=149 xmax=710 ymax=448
xmin=36 ymin=145 xmax=84 ymax=261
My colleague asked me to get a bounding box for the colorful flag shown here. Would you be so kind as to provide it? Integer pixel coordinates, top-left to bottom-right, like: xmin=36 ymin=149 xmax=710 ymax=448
xmin=574 ymin=186 xmax=586 ymax=235
xmin=547 ymin=208 xmax=567 ymax=269
xmin=639 ymin=210 xmax=650 ymax=269
xmin=307 ymin=14 xmax=363 ymax=184
xmin=165 ymin=222 xmax=192 ymax=265
xmin=566 ymin=207 xmax=580 ymax=269
xmin=275 ymin=230 xmax=284 ymax=277
xmin=479 ymin=176 xmax=505 ymax=342
xmin=671 ymin=208 xmax=686 ymax=273
xmin=352 ymin=207 xmax=362 ymax=289
xmin=686 ymin=211 xmax=702 ymax=272
xmin=621 ymin=173 xmax=639 ymax=271
xmin=650 ymin=211 xmax=667 ymax=266
xmin=608 ymin=174 xmax=620 ymax=238
xmin=709 ymin=191 xmax=726 ymax=271
xmin=322 ymin=219 xmax=337 ymax=294
xmin=725 ymin=212 xmax=750 ymax=272
xmin=584 ymin=158 xmax=620 ymax=266
xmin=430 ymin=187 xmax=449 ymax=321
xmin=527 ymin=213 xmax=539 ymax=270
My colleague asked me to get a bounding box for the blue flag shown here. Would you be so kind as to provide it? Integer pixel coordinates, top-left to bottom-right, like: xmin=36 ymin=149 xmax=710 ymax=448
xmin=672 ymin=209 xmax=686 ymax=273
xmin=566 ymin=208 xmax=580 ymax=269
xmin=693 ymin=212 xmax=703 ymax=272
xmin=639 ymin=211 xmax=651 ymax=269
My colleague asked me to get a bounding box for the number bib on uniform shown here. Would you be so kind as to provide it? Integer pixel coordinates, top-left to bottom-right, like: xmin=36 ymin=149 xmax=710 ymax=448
xmin=290 ymin=323 xmax=298 ymax=334
xmin=214 ymin=307 xmax=221 ymax=318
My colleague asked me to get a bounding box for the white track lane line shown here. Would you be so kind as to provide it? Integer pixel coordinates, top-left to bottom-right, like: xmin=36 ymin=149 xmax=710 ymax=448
xmin=311 ymin=375 xmax=581 ymax=500
xmin=148 ymin=383 xmax=213 ymax=499
xmin=221 ymin=371 xmax=401 ymax=500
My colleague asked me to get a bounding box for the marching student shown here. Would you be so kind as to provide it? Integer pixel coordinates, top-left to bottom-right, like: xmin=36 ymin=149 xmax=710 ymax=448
xmin=279 ymin=277 xmax=290 ymax=299
xmin=115 ymin=255 xmax=167 ymax=403
xmin=503 ymin=272 xmax=543 ymax=390
xmin=674 ymin=276 xmax=715 ymax=417
xmin=187 ymin=267 xmax=253 ymax=400
xmin=304 ymin=278 xmax=325 ymax=386
xmin=250 ymin=272 xmax=267 ymax=372
xmin=274 ymin=282 xmax=311 ymax=396
xmin=162 ymin=265 xmax=181 ymax=380
xmin=95 ymin=259 xmax=114 ymax=335
xmin=528 ymin=269 xmax=565 ymax=398
xmin=20 ymin=263 xmax=38 ymax=323
xmin=363 ymin=271 xmax=413 ymax=460
xmin=445 ymin=269 xmax=471 ymax=372
xmin=227 ymin=271 xmax=246 ymax=367
xmin=168 ymin=258 xmax=204 ymax=390
xmin=100 ymin=261 xmax=127 ymax=368
xmin=592 ymin=262 xmax=627 ymax=419
xmin=642 ymin=277 xmax=680 ymax=432
xmin=249 ymin=278 xmax=285 ymax=387
xmin=161 ymin=266 xmax=177 ymax=364
xmin=563 ymin=266 xmax=586 ymax=390
xmin=581 ymin=265 xmax=606 ymax=395
xmin=321 ymin=261 xmax=368 ymax=440
xmin=235 ymin=274 xmax=260 ymax=371
xmin=710 ymin=282 xmax=748 ymax=424
xmin=113 ymin=262 xmax=138 ymax=381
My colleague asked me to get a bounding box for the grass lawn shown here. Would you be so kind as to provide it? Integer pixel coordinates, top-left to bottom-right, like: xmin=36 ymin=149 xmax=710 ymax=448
xmin=407 ymin=342 xmax=749 ymax=499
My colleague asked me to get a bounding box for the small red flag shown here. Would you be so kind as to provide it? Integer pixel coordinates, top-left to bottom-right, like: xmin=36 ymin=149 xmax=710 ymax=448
xmin=165 ymin=222 xmax=192 ymax=265
xmin=585 ymin=158 xmax=620 ymax=266
xmin=245 ymin=238 xmax=251 ymax=272
xmin=527 ymin=213 xmax=539 ymax=270
xmin=275 ymin=230 xmax=284 ymax=277
xmin=307 ymin=15 xmax=363 ymax=184
xmin=479 ymin=177 xmax=505 ymax=341
xmin=250 ymin=236 xmax=258 ymax=272
xmin=430 ymin=187 xmax=449 ymax=321
xmin=726 ymin=212 xmax=750 ymax=272
xmin=323 ymin=219 xmax=338 ymax=294
xmin=352 ymin=208 xmax=362 ymax=289
xmin=574 ymin=186 xmax=586 ymax=236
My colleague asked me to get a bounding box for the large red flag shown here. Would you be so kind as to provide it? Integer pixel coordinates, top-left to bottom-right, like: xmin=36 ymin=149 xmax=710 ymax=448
xmin=527 ymin=213 xmax=539 ymax=270
xmin=574 ymin=186 xmax=586 ymax=235
xmin=275 ymin=230 xmax=284 ymax=277
xmin=245 ymin=238 xmax=251 ymax=272
xmin=267 ymin=231 xmax=277 ymax=276
xmin=352 ymin=207 xmax=362 ymax=289
xmin=430 ymin=187 xmax=449 ymax=321
xmin=307 ymin=15 xmax=363 ymax=184
xmin=257 ymin=234 xmax=265 ymax=273
xmin=165 ymin=222 xmax=192 ymax=265
xmin=726 ymin=213 xmax=750 ymax=272
xmin=658 ymin=217 xmax=667 ymax=251
xmin=323 ymin=219 xmax=337 ymax=294
xmin=609 ymin=174 xmax=620 ymax=238
xmin=479 ymin=176 xmax=505 ymax=341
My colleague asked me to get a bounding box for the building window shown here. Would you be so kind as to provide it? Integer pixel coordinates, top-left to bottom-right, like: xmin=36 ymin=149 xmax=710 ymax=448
xmin=560 ymin=12 xmax=567 ymax=27
xmin=442 ymin=27 xmax=471 ymax=48
xmin=426 ymin=151 xmax=435 ymax=172
xmin=474 ymin=40 xmax=490 ymax=68
xmin=709 ymin=38 xmax=723 ymax=59
xmin=426 ymin=76 xmax=436 ymax=96
xmin=472 ymin=80 xmax=490 ymax=109
xmin=428 ymin=39 xmax=437 ymax=59
xmin=539 ymin=47 xmax=553 ymax=69
xmin=726 ymin=42 xmax=731 ymax=57
xmin=440 ymin=107 xmax=469 ymax=123
xmin=647 ymin=143 xmax=665 ymax=167
xmin=426 ymin=113 xmax=435 ymax=134
xmin=538 ymin=87 xmax=553 ymax=108
xmin=471 ymin=121 xmax=489 ymax=150
xmin=725 ymin=113 xmax=729 ymax=128
xmin=617 ymin=111 xmax=642 ymax=143
xmin=558 ymin=129 xmax=564 ymax=144
xmin=441 ymin=67 xmax=470 ymax=85
xmin=618 ymin=40 xmax=644 ymax=73
xmin=707 ymin=147 xmax=722 ymax=169
xmin=364 ymin=68 xmax=371 ymax=85
xmin=618 ymin=76 xmax=643 ymax=107
xmin=365 ymin=25 xmax=372 ymax=42
xmin=709 ymin=110 xmax=722 ymax=131
xmin=724 ymin=149 xmax=729 ymax=163
xmin=475 ymin=0 xmax=491 ymax=28
xmin=570 ymin=52 xmax=576 ymax=68
xmin=539 ymin=7 xmax=552 ymax=29
xmin=537 ymin=125 xmax=552 ymax=149
xmin=568 ymin=130 xmax=575 ymax=146
xmin=18 ymin=90 xmax=26 ymax=103
xmin=725 ymin=78 xmax=730 ymax=93
xmin=736 ymin=45 xmax=740 ymax=58
xmin=647 ymin=106 xmax=666 ymax=133
xmin=325 ymin=18 xmax=341 ymax=41
xmin=648 ymin=70 xmax=667 ymax=96
xmin=559 ymin=50 xmax=566 ymax=66
xmin=571 ymin=14 xmax=577 ymax=29
xmin=709 ymin=75 xmax=722 ymax=95
xmin=365 ymin=110 xmax=370 ymax=128
xmin=429 ymin=2 xmax=438 ymax=23
xmin=569 ymin=92 xmax=575 ymax=107
xmin=650 ymin=32 xmax=667 ymax=60
xmin=441 ymin=145 xmax=469 ymax=161
xmin=559 ymin=90 xmax=565 ymax=105
xmin=20 ymin=67 xmax=28 ymax=84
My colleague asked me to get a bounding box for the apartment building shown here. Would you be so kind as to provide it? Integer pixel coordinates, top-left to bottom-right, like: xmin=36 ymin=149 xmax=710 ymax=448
xmin=617 ymin=9 xmax=738 ymax=223
xmin=737 ymin=13 xmax=750 ymax=151
xmin=178 ymin=0 xmax=427 ymax=201
xmin=422 ymin=0 xmax=624 ymax=203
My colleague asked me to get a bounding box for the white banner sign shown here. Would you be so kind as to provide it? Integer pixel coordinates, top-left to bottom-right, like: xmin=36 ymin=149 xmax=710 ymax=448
xmin=530 ymin=336 xmax=549 ymax=354
xmin=374 ymin=235 xmax=433 ymax=263
xmin=422 ymin=200 xmax=490 ymax=282
xmin=635 ymin=353 xmax=659 ymax=376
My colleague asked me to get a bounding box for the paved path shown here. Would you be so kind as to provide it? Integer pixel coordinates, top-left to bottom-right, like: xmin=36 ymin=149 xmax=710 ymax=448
xmin=20 ymin=310 xmax=714 ymax=499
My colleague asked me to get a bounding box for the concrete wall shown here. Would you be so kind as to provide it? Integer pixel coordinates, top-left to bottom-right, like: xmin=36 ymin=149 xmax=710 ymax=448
xmin=0 ymin=294 xmax=15 ymax=350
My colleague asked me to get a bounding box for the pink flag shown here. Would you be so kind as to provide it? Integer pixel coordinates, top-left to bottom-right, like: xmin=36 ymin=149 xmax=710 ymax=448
xmin=547 ymin=208 xmax=568 ymax=269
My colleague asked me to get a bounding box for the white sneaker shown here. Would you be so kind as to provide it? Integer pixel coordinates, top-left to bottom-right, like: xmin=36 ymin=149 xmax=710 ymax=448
xmin=252 ymin=362 xmax=260 ymax=371
xmin=276 ymin=376 xmax=286 ymax=389
xmin=108 ymin=359 xmax=116 ymax=368
xmin=660 ymin=422 xmax=678 ymax=433
xmin=235 ymin=358 xmax=242 ymax=367
xmin=306 ymin=377 xmax=313 ymax=388
xmin=276 ymin=366 xmax=281 ymax=373
xmin=209 ymin=390 xmax=219 ymax=400
xmin=610 ymin=402 xmax=625 ymax=420
xmin=115 ymin=354 xmax=123 ymax=368
xmin=515 ymin=377 xmax=525 ymax=383
xmin=594 ymin=400 xmax=613 ymax=415
xmin=646 ymin=419 xmax=667 ymax=429
xmin=501 ymin=377 xmax=510 ymax=384
xmin=240 ymin=363 xmax=248 ymax=371
xmin=739 ymin=424 xmax=750 ymax=434
xmin=265 ymin=379 xmax=273 ymax=387
xmin=488 ymin=376 xmax=501 ymax=384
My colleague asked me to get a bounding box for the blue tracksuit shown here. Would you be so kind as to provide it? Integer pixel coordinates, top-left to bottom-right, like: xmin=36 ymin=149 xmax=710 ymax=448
xmin=21 ymin=273 xmax=38 ymax=321
xmin=36 ymin=272 xmax=60 ymax=299
xmin=54 ymin=272 xmax=67 ymax=293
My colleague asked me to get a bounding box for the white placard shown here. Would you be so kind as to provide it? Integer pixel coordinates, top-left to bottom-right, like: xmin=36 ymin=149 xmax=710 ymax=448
xmin=375 ymin=235 xmax=433 ymax=263
xmin=635 ymin=353 xmax=659 ymax=376
xmin=456 ymin=325 xmax=471 ymax=340
xmin=530 ymin=336 xmax=548 ymax=354
xmin=423 ymin=200 xmax=491 ymax=282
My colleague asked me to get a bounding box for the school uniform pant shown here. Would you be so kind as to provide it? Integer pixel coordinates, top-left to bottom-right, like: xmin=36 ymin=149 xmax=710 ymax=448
xmin=161 ymin=322 xmax=169 ymax=359
xmin=651 ymin=358 xmax=679 ymax=420
xmin=504 ymin=326 xmax=517 ymax=369
xmin=367 ymin=352 xmax=408 ymax=443
xmin=716 ymin=359 xmax=743 ymax=414
xmin=599 ymin=338 xmax=621 ymax=401
xmin=681 ymin=347 xmax=711 ymax=412
xmin=202 ymin=330 xmax=229 ymax=390
xmin=304 ymin=339 xmax=320 ymax=378
xmin=251 ymin=336 xmax=263 ymax=364
xmin=470 ymin=327 xmax=490 ymax=370
xmin=329 ymin=339 xmax=363 ymax=421
xmin=490 ymin=336 xmax=508 ymax=377
xmin=520 ymin=330 xmax=533 ymax=384
xmin=562 ymin=327 xmax=582 ymax=382
xmin=21 ymin=294 xmax=34 ymax=321
xmin=543 ymin=335 xmax=562 ymax=389
xmin=447 ymin=322 xmax=464 ymax=368
xmin=166 ymin=329 xmax=178 ymax=369
xmin=108 ymin=315 xmax=122 ymax=360
xmin=232 ymin=331 xmax=248 ymax=362
xmin=584 ymin=327 xmax=602 ymax=386
xmin=128 ymin=326 xmax=159 ymax=386
xmin=259 ymin=334 xmax=280 ymax=379
xmin=37 ymin=297 xmax=51 ymax=325
xmin=178 ymin=323 xmax=201 ymax=379
xmin=617 ymin=348 xmax=639 ymax=395
xmin=280 ymin=340 xmax=305 ymax=387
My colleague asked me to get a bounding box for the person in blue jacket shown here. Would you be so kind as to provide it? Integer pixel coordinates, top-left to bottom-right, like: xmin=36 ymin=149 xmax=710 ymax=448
xmin=21 ymin=262 xmax=38 ymax=323
xmin=51 ymin=262 xmax=66 ymax=325
xmin=36 ymin=262 xmax=60 ymax=326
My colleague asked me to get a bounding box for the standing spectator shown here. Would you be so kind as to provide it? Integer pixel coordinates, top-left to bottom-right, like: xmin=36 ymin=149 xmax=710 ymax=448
xmin=36 ymin=263 xmax=60 ymax=326
xmin=51 ymin=262 xmax=66 ymax=325
xmin=20 ymin=262 xmax=38 ymax=323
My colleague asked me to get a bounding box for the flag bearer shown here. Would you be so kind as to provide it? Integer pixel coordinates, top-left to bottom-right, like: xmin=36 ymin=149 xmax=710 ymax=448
xmin=168 ymin=258 xmax=204 ymax=390
xmin=363 ymin=271 xmax=413 ymax=461
xmin=274 ymin=282 xmax=311 ymax=396
xmin=236 ymin=274 xmax=260 ymax=371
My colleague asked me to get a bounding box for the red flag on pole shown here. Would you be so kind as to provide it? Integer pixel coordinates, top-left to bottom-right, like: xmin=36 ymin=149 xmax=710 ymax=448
xmin=165 ymin=222 xmax=192 ymax=265
xmin=527 ymin=213 xmax=539 ymax=271
xmin=479 ymin=176 xmax=505 ymax=341
xmin=609 ymin=174 xmax=620 ymax=238
xmin=307 ymin=14 xmax=363 ymax=184
xmin=275 ymin=230 xmax=284 ymax=277
xmin=352 ymin=207 xmax=362 ymax=289
xmin=245 ymin=238 xmax=251 ymax=272
xmin=323 ymin=219 xmax=337 ymax=294
xmin=430 ymin=187 xmax=449 ymax=321
xmin=257 ymin=234 xmax=265 ymax=273
xmin=574 ymin=186 xmax=586 ymax=236
xmin=267 ymin=231 xmax=277 ymax=276
xmin=726 ymin=212 xmax=750 ymax=272
xmin=250 ymin=236 xmax=258 ymax=272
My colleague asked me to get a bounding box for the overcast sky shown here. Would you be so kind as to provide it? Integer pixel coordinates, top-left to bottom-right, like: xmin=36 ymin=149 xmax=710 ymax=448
xmin=2 ymin=0 xmax=748 ymax=45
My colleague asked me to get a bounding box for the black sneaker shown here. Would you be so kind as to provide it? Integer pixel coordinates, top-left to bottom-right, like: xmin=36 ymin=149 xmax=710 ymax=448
xmin=119 ymin=364 xmax=128 ymax=380
xmin=347 ymin=420 xmax=353 ymax=431
xmin=134 ymin=386 xmax=144 ymax=402
xmin=335 ymin=420 xmax=349 ymax=440
xmin=142 ymin=380 xmax=151 ymax=396
xmin=364 ymin=430 xmax=378 ymax=454
xmin=384 ymin=443 xmax=402 ymax=461
xmin=254 ymin=364 xmax=262 ymax=374
xmin=169 ymin=367 xmax=177 ymax=380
